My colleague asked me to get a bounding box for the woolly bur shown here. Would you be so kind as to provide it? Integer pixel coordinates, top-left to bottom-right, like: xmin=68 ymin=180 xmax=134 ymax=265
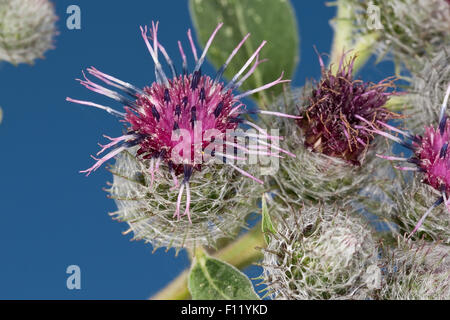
xmin=0 ymin=0 xmax=58 ymax=65
xmin=380 ymin=237 xmax=450 ymax=300
xmin=107 ymin=149 xmax=264 ymax=250
xmin=266 ymin=52 xmax=398 ymax=205
xmin=368 ymin=171 xmax=450 ymax=244
xmin=259 ymin=203 xmax=380 ymax=300
xmin=67 ymin=22 xmax=296 ymax=249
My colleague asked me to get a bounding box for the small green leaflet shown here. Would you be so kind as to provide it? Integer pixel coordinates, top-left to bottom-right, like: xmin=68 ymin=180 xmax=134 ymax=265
xmin=188 ymin=249 xmax=260 ymax=300
xmin=261 ymin=193 xmax=276 ymax=244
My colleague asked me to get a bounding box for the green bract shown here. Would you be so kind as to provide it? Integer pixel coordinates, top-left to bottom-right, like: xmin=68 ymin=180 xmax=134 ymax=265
xmin=108 ymin=149 xmax=264 ymax=251
xmin=188 ymin=250 xmax=260 ymax=300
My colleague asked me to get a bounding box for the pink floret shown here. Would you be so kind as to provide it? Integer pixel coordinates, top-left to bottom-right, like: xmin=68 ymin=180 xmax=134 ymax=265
xmin=415 ymin=121 xmax=450 ymax=193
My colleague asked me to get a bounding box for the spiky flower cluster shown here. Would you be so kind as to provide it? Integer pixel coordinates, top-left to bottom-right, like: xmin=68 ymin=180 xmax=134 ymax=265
xmin=415 ymin=124 xmax=450 ymax=193
xmin=261 ymin=205 xmax=380 ymax=300
xmin=374 ymin=84 xmax=450 ymax=237
xmin=108 ymin=149 xmax=262 ymax=250
xmin=68 ymin=22 xmax=294 ymax=247
xmin=297 ymin=53 xmax=397 ymax=165
xmin=350 ymin=0 xmax=450 ymax=72
xmin=265 ymin=54 xmax=395 ymax=205
xmin=0 ymin=0 xmax=57 ymax=65
xmin=273 ymin=117 xmax=375 ymax=205
xmin=380 ymin=238 xmax=450 ymax=299
xmin=265 ymin=87 xmax=366 ymax=205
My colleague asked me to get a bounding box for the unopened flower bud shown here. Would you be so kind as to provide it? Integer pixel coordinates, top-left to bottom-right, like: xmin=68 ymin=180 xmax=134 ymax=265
xmin=0 ymin=0 xmax=58 ymax=65
xmin=261 ymin=205 xmax=380 ymax=300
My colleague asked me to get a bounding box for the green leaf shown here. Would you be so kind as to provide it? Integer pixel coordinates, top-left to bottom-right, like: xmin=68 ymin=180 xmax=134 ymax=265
xmin=188 ymin=249 xmax=260 ymax=300
xmin=189 ymin=0 xmax=299 ymax=106
xmin=261 ymin=193 xmax=276 ymax=244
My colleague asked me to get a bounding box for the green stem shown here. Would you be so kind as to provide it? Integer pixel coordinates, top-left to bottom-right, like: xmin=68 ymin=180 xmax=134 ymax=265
xmin=328 ymin=0 xmax=379 ymax=75
xmin=150 ymin=223 xmax=265 ymax=300
xmin=350 ymin=32 xmax=379 ymax=74
xmin=329 ymin=0 xmax=353 ymax=71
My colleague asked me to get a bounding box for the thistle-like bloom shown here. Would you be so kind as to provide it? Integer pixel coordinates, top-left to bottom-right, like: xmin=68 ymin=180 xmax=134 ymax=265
xmin=297 ymin=52 xmax=398 ymax=165
xmin=260 ymin=204 xmax=380 ymax=300
xmin=373 ymin=83 xmax=450 ymax=237
xmin=261 ymin=53 xmax=398 ymax=206
xmin=67 ymin=22 xmax=293 ymax=223
xmin=0 ymin=0 xmax=58 ymax=65
xmin=263 ymin=82 xmax=390 ymax=206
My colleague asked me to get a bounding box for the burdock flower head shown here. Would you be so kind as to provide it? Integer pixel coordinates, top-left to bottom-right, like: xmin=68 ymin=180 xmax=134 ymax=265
xmin=266 ymin=52 xmax=397 ymax=204
xmin=0 ymin=0 xmax=58 ymax=65
xmin=373 ymin=83 xmax=450 ymax=239
xmin=108 ymin=149 xmax=264 ymax=249
xmin=360 ymin=53 xmax=450 ymax=238
xmin=260 ymin=204 xmax=380 ymax=300
xmin=298 ymin=51 xmax=397 ymax=165
xmin=67 ymin=22 xmax=295 ymax=248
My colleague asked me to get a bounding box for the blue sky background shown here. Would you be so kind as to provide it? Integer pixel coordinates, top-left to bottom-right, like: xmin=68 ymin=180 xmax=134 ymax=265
xmin=0 ymin=0 xmax=395 ymax=299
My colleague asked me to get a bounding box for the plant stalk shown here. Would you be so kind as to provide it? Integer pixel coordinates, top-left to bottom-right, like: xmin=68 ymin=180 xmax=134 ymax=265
xmin=328 ymin=0 xmax=379 ymax=75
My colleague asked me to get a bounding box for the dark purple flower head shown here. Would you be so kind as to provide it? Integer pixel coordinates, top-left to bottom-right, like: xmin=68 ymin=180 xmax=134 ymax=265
xmin=374 ymin=83 xmax=450 ymax=237
xmin=67 ymin=22 xmax=295 ymax=222
xmin=297 ymin=51 xmax=398 ymax=165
